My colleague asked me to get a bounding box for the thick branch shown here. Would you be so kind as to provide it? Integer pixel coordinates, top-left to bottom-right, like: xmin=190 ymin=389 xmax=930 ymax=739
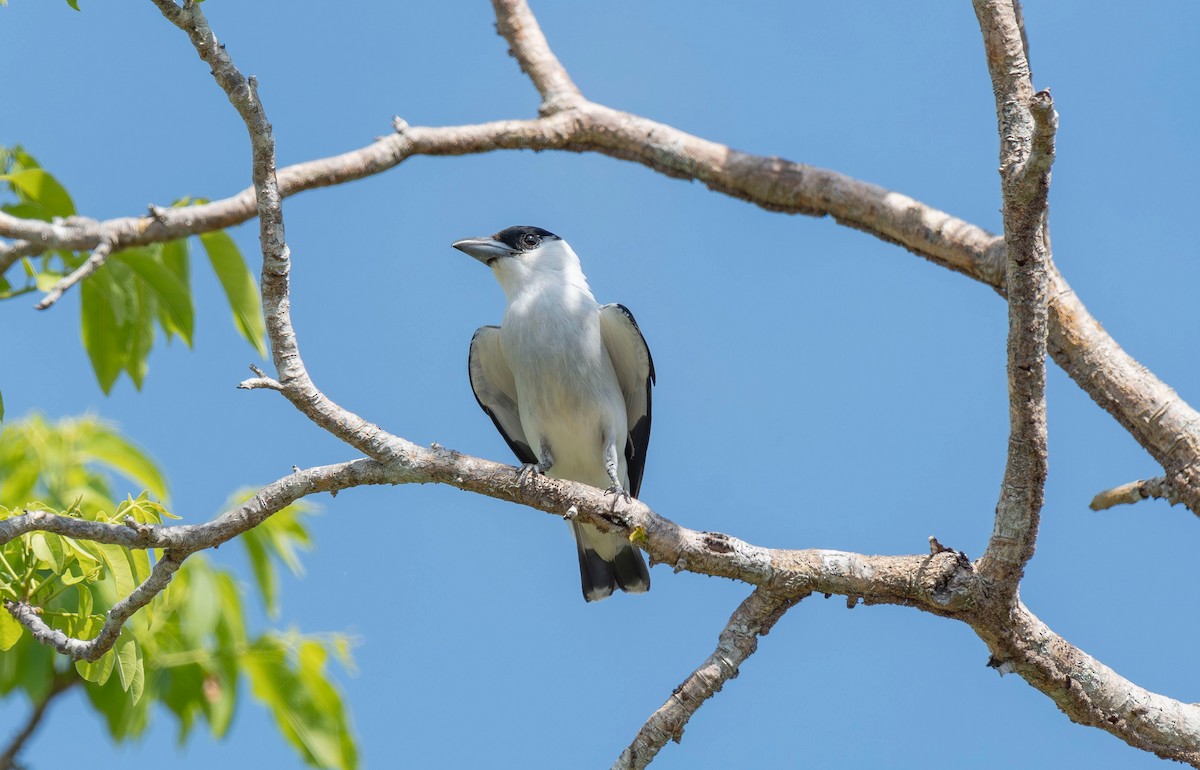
xmin=6 ymin=107 xmax=1196 ymax=519
xmin=976 ymin=601 xmax=1200 ymax=765
xmin=6 ymin=430 xmax=1200 ymax=764
xmin=973 ymin=0 xmax=1054 ymax=590
xmin=614 ymin=588 xmax=802 ymax=770
xmin=5 ymin=4 xmax=1198 ymax=765
xmin=0 ymin=240 xmax=41 ymax=275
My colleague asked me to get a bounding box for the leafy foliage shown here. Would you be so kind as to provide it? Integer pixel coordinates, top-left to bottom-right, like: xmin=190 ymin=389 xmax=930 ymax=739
xmin=0 ymin=415 xmax=358 ymax=769
xmin=0 ymin=146 xmax=267 ymax=400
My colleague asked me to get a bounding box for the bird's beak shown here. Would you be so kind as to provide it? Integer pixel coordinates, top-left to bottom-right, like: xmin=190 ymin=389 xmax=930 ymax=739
xmin=452 ymin=237 xmax=512 ymax=266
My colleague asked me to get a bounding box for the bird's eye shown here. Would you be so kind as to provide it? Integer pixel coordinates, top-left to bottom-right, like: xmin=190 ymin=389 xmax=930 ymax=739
xmin=521 ymin=234 xmax=539 ymax=248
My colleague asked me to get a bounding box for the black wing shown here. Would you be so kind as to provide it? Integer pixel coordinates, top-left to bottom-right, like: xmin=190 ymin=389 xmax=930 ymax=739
xmin=599 ymin=304 xmax=655 ymax=498
xmin=468 ymin=326 xmax=536 ymax=465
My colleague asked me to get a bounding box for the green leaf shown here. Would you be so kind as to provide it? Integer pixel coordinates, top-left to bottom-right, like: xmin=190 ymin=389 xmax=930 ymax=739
xmin=77 ymin=423 xmax=168 ymax=501
xmin=34 ymin=271 xmax=63 ymax=292
xmin=0 ymin=414 xmax=360 ymax=766
xmin=60 ymin=567 xmax=87 ymax=586
xmin=0 ymin=389 xmax=4 ymax=421
xmin=199 ymin=231 xmax=267 ymax=357
xmin=76 ymin=646 xmax=115 ymax=686
xmin=238 ymin=499 xmax=313 ymax=617
xmin=76 ymin=578 xmax=93 ymax=614
xmin=241 ymin=527 xmax=276 ymax=618
xmin=82 ymin=653 xmax=150 ymax=739
xmin=178 ymin=563 xmax=220 ymax=647
xmin=1 ymin=168 xmax=75 ymax=217
xmin=243 ymin=636 xmax=357 ymax=770
xmin=161 ymin=238 xmax=189 ymax=285
xmin=115 ymin=246 xmax=194 ymax=347
xmin=114 ymin=632 xmax=145 ymax=704
xmin=158 ymin=239 xmax=192 ymax=343
xmin=124 ymin=279 xmax=155 ymax=389
xmin=213 ymin=571 xmax=245 ymax=648
xmin=3 ymin=146 xmax=40 ymax=172
xmin=80 ymin=267 xmax=129 ymax=394
xmin=96 ymin=543 xmax=136 ymax=599
xmin=159 ymin=663 xmax=205 ymax=743
xmin=29 ymin=532 xmax=63 ymax=572
xmin=66 ymin=0 xmax=81 ymax=9
xmin=0 ymin=611 xmax=22 ymax=651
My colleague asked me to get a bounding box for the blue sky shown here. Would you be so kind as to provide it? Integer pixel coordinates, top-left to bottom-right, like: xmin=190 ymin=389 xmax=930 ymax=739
xmin=2 ymin=1 xmax=1199 ymax=768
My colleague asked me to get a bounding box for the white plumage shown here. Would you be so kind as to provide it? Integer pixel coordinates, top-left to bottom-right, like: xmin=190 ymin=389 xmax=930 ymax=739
xmin=454 ymin=226 xmax=654 ymax=601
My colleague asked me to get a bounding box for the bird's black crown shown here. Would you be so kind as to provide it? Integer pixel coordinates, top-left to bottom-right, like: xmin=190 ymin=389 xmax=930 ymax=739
xmin=493 ymin=225 xmax=560 ymax=252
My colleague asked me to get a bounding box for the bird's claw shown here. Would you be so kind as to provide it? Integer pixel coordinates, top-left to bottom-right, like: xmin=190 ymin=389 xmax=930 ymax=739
xmin=518 ymin=463 xmax=545 ymax=486
xmin=605 ymin=485 xmax=632 ymax=507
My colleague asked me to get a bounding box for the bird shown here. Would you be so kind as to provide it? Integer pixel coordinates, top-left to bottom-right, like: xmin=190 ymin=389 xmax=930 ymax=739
xmin=452 ymin=225 xmax=655 ymax=602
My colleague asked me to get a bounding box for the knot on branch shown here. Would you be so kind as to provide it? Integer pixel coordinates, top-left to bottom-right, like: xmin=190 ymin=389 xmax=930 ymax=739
xmin=122 ymin=515 xmax=157 ymax=543
xmin=918 ymin=546 xmax=975 ymax=609
xmin=700 ymin=532 xmax=734 ymax=554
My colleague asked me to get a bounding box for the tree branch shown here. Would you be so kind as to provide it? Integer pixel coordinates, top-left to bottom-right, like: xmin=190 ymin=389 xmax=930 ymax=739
xmin=6 ymin=433 xmax=1199 ymax=764
xmin=6 ymin=553 xmax=183 ymax=660
xmin=151 ymin=0 xmax=420 ymax=467
xmin=4 ymin=3 xmax=1195 ymax=515
xmin=976 ymin=600 xmax=1200 ymax=765
xmin=973 ymin=0 xmax=1054 ymax=590
xmin=614 ymin=588 xmax=802 ymax=770
xmin=3 ymin=458 xmax=405 ymax=659
xmin=1089 ymin=476 xmax=1181 ymax=511
xmin=491 ymin=0 xmax=581 ymax=113
xmin=0 ymin=459 xmax=402 ymax=553
xmin=5 ymin=103 xmax=1196 ymax=521
xmin=5 ymin=3 xmax=1199 ymax=765
xmin=0 ymin=240 xmax=41 ymax=276
xmin=32 ymin=231 xmax=116 ymax=310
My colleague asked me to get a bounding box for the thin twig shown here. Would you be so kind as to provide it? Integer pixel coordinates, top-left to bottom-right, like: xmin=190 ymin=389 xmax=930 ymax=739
xmin=153 ymin=0 xmax=416 ymax=465
xmin=6 ymin=552 xmax=181 ymax=661
xmin=1090 ymin=476 xmax=1182 ymax=511
xmin=3 ymin=458 xmax=405 ymax=659
xmin=0 ymin=459 xmax=402 ymax=553
xmin=33 ymin=233 xmax=115 ymax=310
xmin=614 ymin=588 xmax=802 ymax=770
xmin=491 ymin=0 xmax=582 ymax=113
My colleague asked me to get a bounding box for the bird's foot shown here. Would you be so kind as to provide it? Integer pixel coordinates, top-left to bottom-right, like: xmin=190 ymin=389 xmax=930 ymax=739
xmin=518 ymin=463 xmax=546 ymax=486
xmin=604 ymin=484 xmax=633 ymax=509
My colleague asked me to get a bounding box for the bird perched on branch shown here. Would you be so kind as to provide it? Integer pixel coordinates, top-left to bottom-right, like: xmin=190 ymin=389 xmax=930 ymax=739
xmin=453 ymin=226 xmax=654 ymax=602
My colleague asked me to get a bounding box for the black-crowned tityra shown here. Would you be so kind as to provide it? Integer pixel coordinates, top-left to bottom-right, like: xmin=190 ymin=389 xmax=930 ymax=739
xmin=453 ymin=226 xmax=654 ymax=602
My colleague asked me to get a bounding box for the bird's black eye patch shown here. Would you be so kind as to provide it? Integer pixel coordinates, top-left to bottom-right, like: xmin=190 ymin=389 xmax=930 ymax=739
xmin=492 ymin=225 xmax=560 ymax=252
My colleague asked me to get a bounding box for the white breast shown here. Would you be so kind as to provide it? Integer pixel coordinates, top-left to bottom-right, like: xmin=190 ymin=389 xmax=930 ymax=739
xmin=501 ymin=283 xmax=629 ymax=489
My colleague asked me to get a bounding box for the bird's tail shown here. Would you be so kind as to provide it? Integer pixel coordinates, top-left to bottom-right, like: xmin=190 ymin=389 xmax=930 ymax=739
xmin=572 ymin=521 xmax=650 ymax=602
